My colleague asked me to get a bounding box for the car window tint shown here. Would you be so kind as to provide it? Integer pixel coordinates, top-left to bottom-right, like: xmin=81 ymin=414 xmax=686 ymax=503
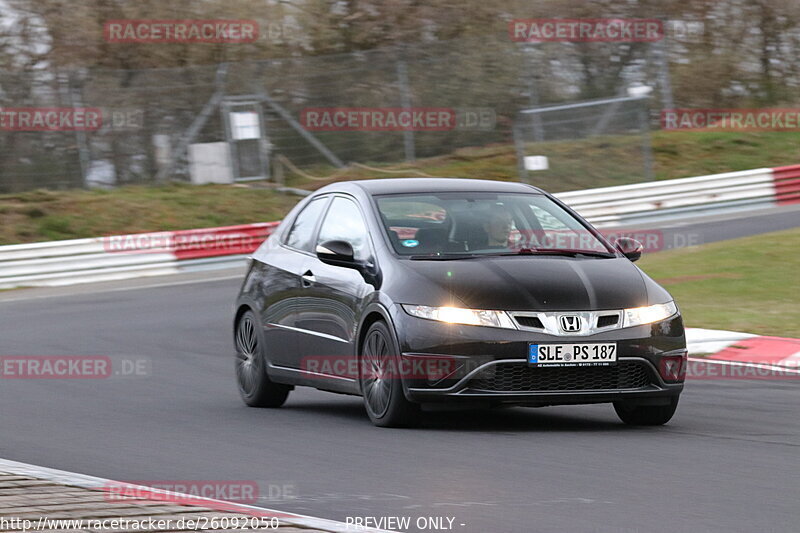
xmin=285 ymin=197 xmax=327 ymax=252
xmin=317 ymin=197 xmax=370 ymax=261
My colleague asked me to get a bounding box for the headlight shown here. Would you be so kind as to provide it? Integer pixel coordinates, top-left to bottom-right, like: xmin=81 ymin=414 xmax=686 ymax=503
xmin=402 ymin=304 xmax=517 ymax=329
xmin=623 ymin=301 xmax=678 ymax=328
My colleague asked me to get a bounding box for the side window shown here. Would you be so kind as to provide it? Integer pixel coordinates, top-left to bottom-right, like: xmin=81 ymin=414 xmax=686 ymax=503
xmin=285 ymin=197 xmax=328 ymax=252
xmin=317 ymin=197 xmax=370 ymax=261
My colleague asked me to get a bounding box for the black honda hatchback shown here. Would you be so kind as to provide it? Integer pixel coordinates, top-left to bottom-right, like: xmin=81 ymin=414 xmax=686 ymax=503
xmin=233 ymin=178 xmax=686 ymax=427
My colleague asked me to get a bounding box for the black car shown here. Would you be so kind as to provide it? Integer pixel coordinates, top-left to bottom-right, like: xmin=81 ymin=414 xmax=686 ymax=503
xmin=233 ymin=178 xmax=686 ymax=427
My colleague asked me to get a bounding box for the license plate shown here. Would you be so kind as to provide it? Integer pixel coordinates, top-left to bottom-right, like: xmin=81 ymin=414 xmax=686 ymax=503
xmin=529 ymin=343 xmax=617 ymax=367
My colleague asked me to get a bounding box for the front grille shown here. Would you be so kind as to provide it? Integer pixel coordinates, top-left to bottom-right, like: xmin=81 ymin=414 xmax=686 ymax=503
xmin=514 ymin=316 xmax=544 ymax=329
xmin=467 ymin=361 xmax=653 ymax=392
xmin=596 ymin=314 xmax=619 ymax=328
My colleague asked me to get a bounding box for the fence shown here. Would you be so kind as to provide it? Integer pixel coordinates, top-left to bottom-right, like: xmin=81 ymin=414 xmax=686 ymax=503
xmin=0 ymin=34 xmax=671 ymax=192
xmin=514 ymin=93 xmax=655 ymax=186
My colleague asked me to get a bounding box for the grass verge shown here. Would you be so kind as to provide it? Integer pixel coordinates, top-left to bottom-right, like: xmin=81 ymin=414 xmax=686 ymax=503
xmin=638 ymin=228 xmax=800 ymax=338
xmin=1 ymin=130 xmax=799 ymax=245
xmin=0 ymin=185 xmax=301 ymax=245
xmin=285 ymin=130 xmax=800 ymax=191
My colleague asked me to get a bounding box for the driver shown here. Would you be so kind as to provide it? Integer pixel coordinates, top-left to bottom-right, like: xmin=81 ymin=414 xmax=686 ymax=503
xmin=484 ymin=211 xmax=513 ymax=248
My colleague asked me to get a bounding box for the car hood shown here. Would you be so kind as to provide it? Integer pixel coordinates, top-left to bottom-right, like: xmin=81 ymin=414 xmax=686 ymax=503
xmin=393 ymin=256 xmax=669 ymax=311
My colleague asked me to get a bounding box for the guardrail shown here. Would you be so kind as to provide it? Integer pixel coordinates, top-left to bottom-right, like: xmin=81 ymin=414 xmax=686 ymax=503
xmin=555 ymin=167 xmax=781 ymax=227
xmin=772 ymin=164 xmax=800 ymax=205
xmin=0 ymin=223 xmax=278 ymax=289
xmin=1 ymin=165 xmax=797 ymax=289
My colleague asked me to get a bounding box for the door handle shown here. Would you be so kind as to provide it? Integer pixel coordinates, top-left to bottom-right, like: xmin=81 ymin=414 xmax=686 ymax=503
xmin=301 ymin=270 xmax=315 ymax=287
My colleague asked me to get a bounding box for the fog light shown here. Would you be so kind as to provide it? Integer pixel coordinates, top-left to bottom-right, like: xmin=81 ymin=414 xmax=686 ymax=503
xmin=426 ymin=357 xmax=462 ymax=385
xmin=659 ymin=352 xmax=687 ymax=382
xmin=400 ymin=354 xmax=462 ymax=386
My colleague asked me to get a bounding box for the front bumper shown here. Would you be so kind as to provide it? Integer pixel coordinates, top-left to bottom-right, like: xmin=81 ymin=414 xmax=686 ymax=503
xmin=391 ymin=306 xmax=686 ymax=406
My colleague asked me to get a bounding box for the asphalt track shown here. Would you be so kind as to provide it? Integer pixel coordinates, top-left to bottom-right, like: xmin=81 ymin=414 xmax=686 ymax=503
xmin=1 ymin=207 xmax=799 ymax=533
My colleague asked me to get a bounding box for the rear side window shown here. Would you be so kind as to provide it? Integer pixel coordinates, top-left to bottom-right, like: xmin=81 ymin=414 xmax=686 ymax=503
xmin=285 ymin=197 xmax=328 ymax=252
xmin=317 ymin=196 xmax=370 ymax=261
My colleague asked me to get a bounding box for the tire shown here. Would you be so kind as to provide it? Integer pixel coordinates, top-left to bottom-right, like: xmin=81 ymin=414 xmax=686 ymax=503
xmin=614 ymin=396 xmax=679 ymax=426
xmin=359 ymin=321 xmax=420 ymax=427
xmin=235 ymin=310 xmax=290 ymax=408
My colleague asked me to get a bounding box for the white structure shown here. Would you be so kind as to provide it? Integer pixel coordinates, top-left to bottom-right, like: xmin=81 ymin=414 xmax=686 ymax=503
xmin=524 ymin=155 xmax=549 ymax=171
xmin=188 ymin=142 xmax=233 ymax=184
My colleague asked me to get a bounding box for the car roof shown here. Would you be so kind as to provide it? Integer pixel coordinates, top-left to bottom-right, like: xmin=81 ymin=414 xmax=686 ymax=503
xmin=317 ymin=178 xmax=545 ymax=196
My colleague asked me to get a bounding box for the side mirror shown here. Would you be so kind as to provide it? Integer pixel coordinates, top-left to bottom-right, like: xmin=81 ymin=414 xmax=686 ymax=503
xmin=616 ymin=237 xmax=643 ymax=262
xmin=316 ymin=240 xmax=382 ymax=288
xmin=316 ymin=240 xmax=355 ymax=265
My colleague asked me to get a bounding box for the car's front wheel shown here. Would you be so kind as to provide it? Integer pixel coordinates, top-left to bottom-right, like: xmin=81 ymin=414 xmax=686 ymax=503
xmin=613 ymin=396 xmax=679 ymax=426
xmin=359 ymin=321 xmax=420 ymax=427
xmin=235 ymin=310 xmax=291 ymax=408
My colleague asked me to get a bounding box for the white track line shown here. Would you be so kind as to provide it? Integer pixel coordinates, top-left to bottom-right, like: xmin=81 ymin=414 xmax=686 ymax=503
xmin=0 ymin=458 xmax=392 ymax=533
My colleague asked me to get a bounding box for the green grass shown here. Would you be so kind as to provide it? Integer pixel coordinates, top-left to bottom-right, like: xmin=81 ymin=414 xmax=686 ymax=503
xmin=638 ymin=228 xmax=800 ymax=338
xmin=0 ymin=184 xmax=301 ymax=245
xmin=284 ymin=130 xmax=800 ymax=192
xmin=1 ymin=130 xmax=799 ymax=245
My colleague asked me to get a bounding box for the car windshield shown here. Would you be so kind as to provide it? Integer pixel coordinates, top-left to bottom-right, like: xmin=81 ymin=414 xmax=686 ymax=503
xmin=375 ymin=192 xmax=612 ymax=257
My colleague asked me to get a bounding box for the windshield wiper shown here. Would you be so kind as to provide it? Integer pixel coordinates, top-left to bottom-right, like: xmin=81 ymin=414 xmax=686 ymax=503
xmin=408 ymin=253 xmax=486 ymax=261
xmin=536 ymin=248 xmax=615 ymax=258
xmin=409 ymin=248 xmax=616 ymax=260
xmin=487 ymin=248 xmax=616 ymax=258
